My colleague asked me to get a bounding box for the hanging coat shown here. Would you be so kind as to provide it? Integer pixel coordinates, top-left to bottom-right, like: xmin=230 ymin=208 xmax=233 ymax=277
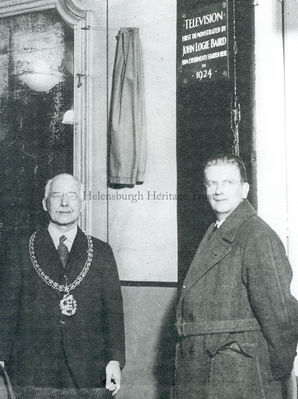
xmin=109 ymin=27 xmax=146 ymax=186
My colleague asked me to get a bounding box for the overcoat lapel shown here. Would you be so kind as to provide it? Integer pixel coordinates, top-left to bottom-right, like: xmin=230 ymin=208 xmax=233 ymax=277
xmin=182 ymin=223 xmax=214 ymax=287
xmin=179 ymin=200 xmax=257 ymax=305
xmin=180 ymin=227 xmax=231 ymax=302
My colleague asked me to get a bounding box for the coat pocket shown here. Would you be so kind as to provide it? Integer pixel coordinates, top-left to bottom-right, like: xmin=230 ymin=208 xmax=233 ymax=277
xmin=207 ymin=341 xmax=266 ymax=399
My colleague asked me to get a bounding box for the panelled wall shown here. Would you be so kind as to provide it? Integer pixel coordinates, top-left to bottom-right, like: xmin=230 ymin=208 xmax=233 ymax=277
xmin=107 ymin=1 xmax=177 ymax=398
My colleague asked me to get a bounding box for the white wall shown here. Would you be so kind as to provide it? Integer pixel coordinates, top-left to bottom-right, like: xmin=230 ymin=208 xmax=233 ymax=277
xmin=107 ymin=0 xmax=177 ymax=282
xmin=284 ymin=0 xmax=298 ymax=301
xmin=255 ymin=0 xmax=298 ymax=373
xmin=254 ymin=0 xmax=288 ymax=244
xmin=284 ymin=0 xmax=298 ymax=375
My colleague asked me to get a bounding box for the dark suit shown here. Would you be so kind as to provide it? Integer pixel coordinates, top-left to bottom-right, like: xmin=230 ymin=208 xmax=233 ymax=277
xmin=174 ymin=200 xmax=298 ymax=399
xmin=0 ymin=228 xmax=125 ymax=395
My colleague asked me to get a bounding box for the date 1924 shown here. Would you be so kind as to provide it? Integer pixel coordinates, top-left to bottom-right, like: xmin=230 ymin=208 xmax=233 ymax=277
xmin=196 ymin=68 xmax=212 ymax=80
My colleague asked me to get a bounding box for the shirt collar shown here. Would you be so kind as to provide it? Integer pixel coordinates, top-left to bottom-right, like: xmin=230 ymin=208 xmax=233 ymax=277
xmin=48 ymin=223 xmax=78 ymax=252
xmin=216 ymin=200 xmax=256 ymax=242
xmin=215 ymin=219 xmax=224 ymax=229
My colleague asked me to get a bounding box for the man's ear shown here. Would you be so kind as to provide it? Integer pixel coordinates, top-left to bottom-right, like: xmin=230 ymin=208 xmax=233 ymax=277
xmin=42 ymin=198 xmax=48 ymax=212
xmin=80 ymin=198 xmax=86 ymax=213
xmin=242 ymin=182 xmax=250 ymax=199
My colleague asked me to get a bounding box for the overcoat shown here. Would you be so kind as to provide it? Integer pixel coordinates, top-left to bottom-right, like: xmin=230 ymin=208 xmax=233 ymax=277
xmin=174 ymin=200 xmax=298 ymax=399
xmin=0 ymin=228 xmax=125 ymax=393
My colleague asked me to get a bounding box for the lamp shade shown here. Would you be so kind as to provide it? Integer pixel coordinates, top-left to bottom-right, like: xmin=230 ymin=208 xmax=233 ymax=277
xmin=19 ymin=59 xmax=64 ymax=93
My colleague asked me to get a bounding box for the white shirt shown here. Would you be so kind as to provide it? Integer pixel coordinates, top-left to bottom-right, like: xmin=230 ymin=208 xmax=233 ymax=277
xmin=215 ymin=220 xmax=224 ymax=229
xmin=48 ymin=224 xmax=78 ymax=252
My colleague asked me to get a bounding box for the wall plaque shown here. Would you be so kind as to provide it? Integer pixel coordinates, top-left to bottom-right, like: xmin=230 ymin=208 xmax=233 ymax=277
xmin=180 ymin=1 xmax=229 ymax=84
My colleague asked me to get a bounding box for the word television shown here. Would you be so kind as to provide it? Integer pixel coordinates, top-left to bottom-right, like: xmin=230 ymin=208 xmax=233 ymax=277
xmin=184 ymin=11 xmax=224 ymax=30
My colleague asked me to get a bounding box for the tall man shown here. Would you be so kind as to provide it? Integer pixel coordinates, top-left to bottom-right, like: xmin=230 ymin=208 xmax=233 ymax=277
xmin=174 ymin=154 xmax=298 ymax=399
xmin=0 ymin=173 xmax=125 ymax=398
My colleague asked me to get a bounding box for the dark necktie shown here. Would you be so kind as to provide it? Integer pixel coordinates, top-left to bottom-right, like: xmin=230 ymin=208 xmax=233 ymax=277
xmin=208 ymin=224 xmax=218 ymax=240
xmin=57 ymin=235 xmax=69 ymax=267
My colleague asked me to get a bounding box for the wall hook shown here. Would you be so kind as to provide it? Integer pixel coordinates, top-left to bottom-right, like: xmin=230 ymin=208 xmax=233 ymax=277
xmin=76 ymin=73 xmax=86 ymax=88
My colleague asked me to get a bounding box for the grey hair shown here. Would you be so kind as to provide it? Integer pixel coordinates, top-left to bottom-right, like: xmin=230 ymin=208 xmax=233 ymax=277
xmin=44 ymin=173 xmax=85 ymax=200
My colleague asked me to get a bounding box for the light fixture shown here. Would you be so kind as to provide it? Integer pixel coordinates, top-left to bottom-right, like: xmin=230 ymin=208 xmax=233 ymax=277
xmin=62 ymin=109 xmax=74 ymax=125
xmin=19 ymin=59 xmax=64 ymax=93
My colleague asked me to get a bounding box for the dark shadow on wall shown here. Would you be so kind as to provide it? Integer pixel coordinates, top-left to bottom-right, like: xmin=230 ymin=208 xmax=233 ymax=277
xmin=153 ymin=293 xmax=177 ymax=399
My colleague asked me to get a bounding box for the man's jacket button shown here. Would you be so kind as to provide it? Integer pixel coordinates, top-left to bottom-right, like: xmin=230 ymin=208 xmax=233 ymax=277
xmin=189 ymin=345 xmax=195 ymax=356
xmin=187 ymin=312 xmax=194 ymax=321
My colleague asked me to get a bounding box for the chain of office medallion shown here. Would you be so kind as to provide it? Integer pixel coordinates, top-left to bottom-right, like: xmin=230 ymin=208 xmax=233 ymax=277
xmin=29 ymin=231 xmax=94 ymax=293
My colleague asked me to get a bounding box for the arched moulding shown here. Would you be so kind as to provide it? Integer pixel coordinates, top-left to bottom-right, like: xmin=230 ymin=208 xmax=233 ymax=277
xmin=0 ymin=0 xmax=93 ymax=231
xmin=56 ymin=0 xmax=87 ymax=27
xmin=0 ymin=0 xmax=88 ymax=19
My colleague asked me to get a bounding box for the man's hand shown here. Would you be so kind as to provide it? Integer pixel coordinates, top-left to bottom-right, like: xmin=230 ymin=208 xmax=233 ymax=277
xmin=0 ymin=361 xmax=4 ymax=368
xmin=106 ymin=360 xmax=121 ymax=396
xmin=284 ymin=368 xmax=297 ymax=399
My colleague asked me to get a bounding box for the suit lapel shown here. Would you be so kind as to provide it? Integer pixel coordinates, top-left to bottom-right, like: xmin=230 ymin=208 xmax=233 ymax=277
xmin=34 ymin=228 xmax=89 ymax=286
xmin=34 ymin=229 xmax=65 ymax=284
xmin=64 ymin=228 xmax=89 ymax=282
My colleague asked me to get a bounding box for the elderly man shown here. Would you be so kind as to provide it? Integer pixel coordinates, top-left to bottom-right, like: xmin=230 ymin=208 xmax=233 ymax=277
xmin=174 ymin=154 xmax=298 ymax=399
xmin=0 ymin=173 xmax=125 ymax=398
